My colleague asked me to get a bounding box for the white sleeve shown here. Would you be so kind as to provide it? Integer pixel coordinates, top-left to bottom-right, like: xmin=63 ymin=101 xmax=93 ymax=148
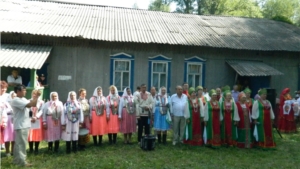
xmin=79 ymin=105 xmax=84 ymax=123
xmin=269 ymin=101 xmax=275 ymax=120
xmin=233 ymin=103 xmax=240 ymax=121
xmin=199 ymin=99 xmax=204 ymax=118
xmin=118 ymin=98 xmax=124 ymax=118
xmin=184 ymin=100 xmax=190 ymax=119
xmin=36 ymin=102 xmax=44 ymax=118
xmin=169 ymin=96 xmax=173 ymax=114
xmin=251 ymin=101 xmax=259 ymax=120
xmin=219 ymin=103 xmax=223 ymax=121
xmin=61 ymin=104 xmax=66 ymax=125
xmin=42 ymin=103 xmax=48 ymax=122
xmin=204 ymin=103 xmax=208 ymax=121
xmin=106 ymin=97 xmax=110 ymax=117
xmin=1 ymin=107 xmax=7 ymax=125
xmin=11 ymin=98 xmax=30 ymax=110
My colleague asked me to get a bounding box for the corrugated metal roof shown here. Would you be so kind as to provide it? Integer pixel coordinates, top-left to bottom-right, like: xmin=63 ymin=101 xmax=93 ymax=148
xmin=226 ymin=60 xmax=284 ymax=76
xmin=0 ymin=0 xmax=300 ymax=51
xmin=0 ymin=44 xmax=52 ymax=69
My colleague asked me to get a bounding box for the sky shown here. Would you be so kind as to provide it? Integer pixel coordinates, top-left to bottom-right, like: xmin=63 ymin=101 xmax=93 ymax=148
xmin=50 ymin=0 xmax=176 ymax=11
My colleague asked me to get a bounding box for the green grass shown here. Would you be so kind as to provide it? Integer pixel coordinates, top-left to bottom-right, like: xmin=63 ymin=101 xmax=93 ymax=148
xmin=1 ymin=128 xmax=300 ymax=169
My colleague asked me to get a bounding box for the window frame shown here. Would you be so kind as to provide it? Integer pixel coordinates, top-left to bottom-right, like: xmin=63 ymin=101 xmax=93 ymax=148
xmin=110 ymin=53 xmax=134 ymax=95
xmin=184 ymin=56 xmax=206 ymax=87
xmin=186 ymin=62 xmax=203 ymax=87
xmin=148 ymin=55 xmax=172 ymax=93
xmin=151 ymin=61 xmax=168 ymax=90
xmin=113 ymin=59 xmax=131 ymax=91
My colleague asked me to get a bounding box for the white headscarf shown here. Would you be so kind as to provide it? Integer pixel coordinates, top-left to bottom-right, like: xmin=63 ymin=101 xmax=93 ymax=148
xmin=122 ymin=87 xmax=132 ymax=97
xmin=93 ymin=86 xmax=102 ymax=96
xmin=50 ymin=92 xmax=60 ymax=104
xmin=67 ymin=91 xmax=76 ymax=101
xmin=158 ymin=87 xmax=168 ymax=104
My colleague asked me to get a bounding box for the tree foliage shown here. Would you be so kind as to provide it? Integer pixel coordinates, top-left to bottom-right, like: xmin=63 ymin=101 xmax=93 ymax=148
xmin=148 ymin=0 xmax=172 ymax=12
xmin=171 ymin=0 xmax=300 ymax=26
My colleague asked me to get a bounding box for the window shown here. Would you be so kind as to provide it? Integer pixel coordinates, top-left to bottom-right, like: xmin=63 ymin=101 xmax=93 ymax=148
xmin=148 ymin=55 xmax=171 ymax=93
xmin=152 ymin=62 xmax=168 ymax=90
xmin=187 ymin=63 xmax=202 ymax=87
xmin=184 ymin=56 xmax=206 ymax=87
xmin=114 ymin=60 xmax=130 ymax=91
xmin=110 ymin=53 xmax=134 ymax=94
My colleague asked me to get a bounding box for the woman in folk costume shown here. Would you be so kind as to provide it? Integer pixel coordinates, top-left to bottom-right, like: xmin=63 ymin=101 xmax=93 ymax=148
xmin=220 ymin=90 xmax=240 ymax=147
xmin=78 ymin=88 xmax=90 ymax=131
xmin=244 ymin=88 xmax=254 ymax=110
xmin=153 ymin=86 xmax=170 ymax=144
xmin=62 ymin=91 xmax=83 ymax=154
xmin=236 ymin=92 xmax=253 ymax=148
xmin=106 ymin=85 xmax=120 ymax=144
xmin=278 ymin=88 xmax=297 ymax=133
xmin=197 ymin=86 xmax=207 ymax=105
xmin=89 ymin=87 xmax=107 ymax=146
xmin=119 ymin=87 xmax=136 ymax=144
xmin=184 ymin=87 xmax=204 ymax=146
xmin=4 ymin=91 xmax=15 ymax=157
xmin=251 ymin=89 xmax=276 ymax=149
xmin=0 ymin=98 xmax=8 ymax=154
xmin=77 ymin=88 xmax=90 ymax=150
xmin=43 ymin=92 xmax=63 ymax=152
xmin=219 ymin=85 xmax=231 ymax=103
xmin=28 ymin=89 xmax=44 ymax=154
xmin=204 ymin=89 xmax=223 ymax=148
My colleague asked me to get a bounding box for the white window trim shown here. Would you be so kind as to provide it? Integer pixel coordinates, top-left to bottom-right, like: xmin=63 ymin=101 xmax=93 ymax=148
xmin=151 ymin=61 xmax=168 ymax=89
xmin=187 ymin=62 xmax=203 ymax=87
xmin=113 ymin=59 xmax=131 ymax=91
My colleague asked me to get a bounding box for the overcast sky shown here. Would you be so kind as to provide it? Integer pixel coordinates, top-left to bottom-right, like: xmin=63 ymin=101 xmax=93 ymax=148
xmin=50 ymin=0 xmax=176 ymax=11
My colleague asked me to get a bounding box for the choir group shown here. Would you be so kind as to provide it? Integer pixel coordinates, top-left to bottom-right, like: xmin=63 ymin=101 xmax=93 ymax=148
xmin=0 ymin=80 xmax=299 ymax=167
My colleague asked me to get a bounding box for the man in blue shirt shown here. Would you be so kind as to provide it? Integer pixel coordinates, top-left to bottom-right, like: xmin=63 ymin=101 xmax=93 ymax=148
xmin=170 ymin=86 xmax=189 ymax=145
xmin=231 ymin=85 xmax=240 ymax=102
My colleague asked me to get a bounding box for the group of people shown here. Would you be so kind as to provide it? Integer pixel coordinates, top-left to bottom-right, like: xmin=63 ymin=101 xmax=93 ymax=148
xmin=0 ymin=79 xmax=299 ymax=167
xmin=6 ymin=69 xmax=47 ymax=88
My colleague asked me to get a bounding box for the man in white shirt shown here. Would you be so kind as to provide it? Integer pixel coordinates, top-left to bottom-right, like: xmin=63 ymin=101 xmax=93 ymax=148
xmin=170 ymin=85 xmax=189 ymax=145
xmin=11 ymin=84 xmax=41 ymax=167
xmin=134 ymin=84 xmax=153 ymax=143
xmin=203 ymin=87 xmax=211 ymax=101
xmin=7 ymin=69 xmax=22 ymax=86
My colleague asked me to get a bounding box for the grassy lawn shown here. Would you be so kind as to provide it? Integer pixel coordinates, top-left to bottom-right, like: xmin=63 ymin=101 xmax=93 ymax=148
xmin=1 ymin=127 xmax=300 ymax=169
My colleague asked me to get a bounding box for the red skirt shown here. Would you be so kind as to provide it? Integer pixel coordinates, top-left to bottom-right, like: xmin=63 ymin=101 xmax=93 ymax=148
xmin=90 ymin=110 xmax=107 ymax=136
xmin=28 ymin=118 xmax=43 ymax=142
xmin=107 ymin=111 xmax=120 ymax=133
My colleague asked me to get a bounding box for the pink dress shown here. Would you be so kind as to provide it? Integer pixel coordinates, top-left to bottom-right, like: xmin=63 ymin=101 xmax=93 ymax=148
xmin=119 ymin=96 xmax=136 ymax=134
xmin=43 ymin=101 xmax=63 ymax=142
xmin=0 ymin=103 xmax=8 ymax=144
xmin=3 ymin=102 xmax=14 ymax=142
xmin=28 ymin=100 xmax=44 ymax=142
xmin=89 ymin=96 xmax=107 ymax=136
xmin=106 ymin=95 xmax=120 ymax=134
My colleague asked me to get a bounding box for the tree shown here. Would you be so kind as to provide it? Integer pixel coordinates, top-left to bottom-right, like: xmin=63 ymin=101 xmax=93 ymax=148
xmin=218 ymin=0 xmax=262 ymax=18
xmin=132 ymin=3 xmax=139 ymax=9
xmin=148 ymin=0 xmax=172 ymax=12
xmin=173 ymin=0 xmax=196 ymax=13
xmin=261 ymin=0 xmax=297 ymax=19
